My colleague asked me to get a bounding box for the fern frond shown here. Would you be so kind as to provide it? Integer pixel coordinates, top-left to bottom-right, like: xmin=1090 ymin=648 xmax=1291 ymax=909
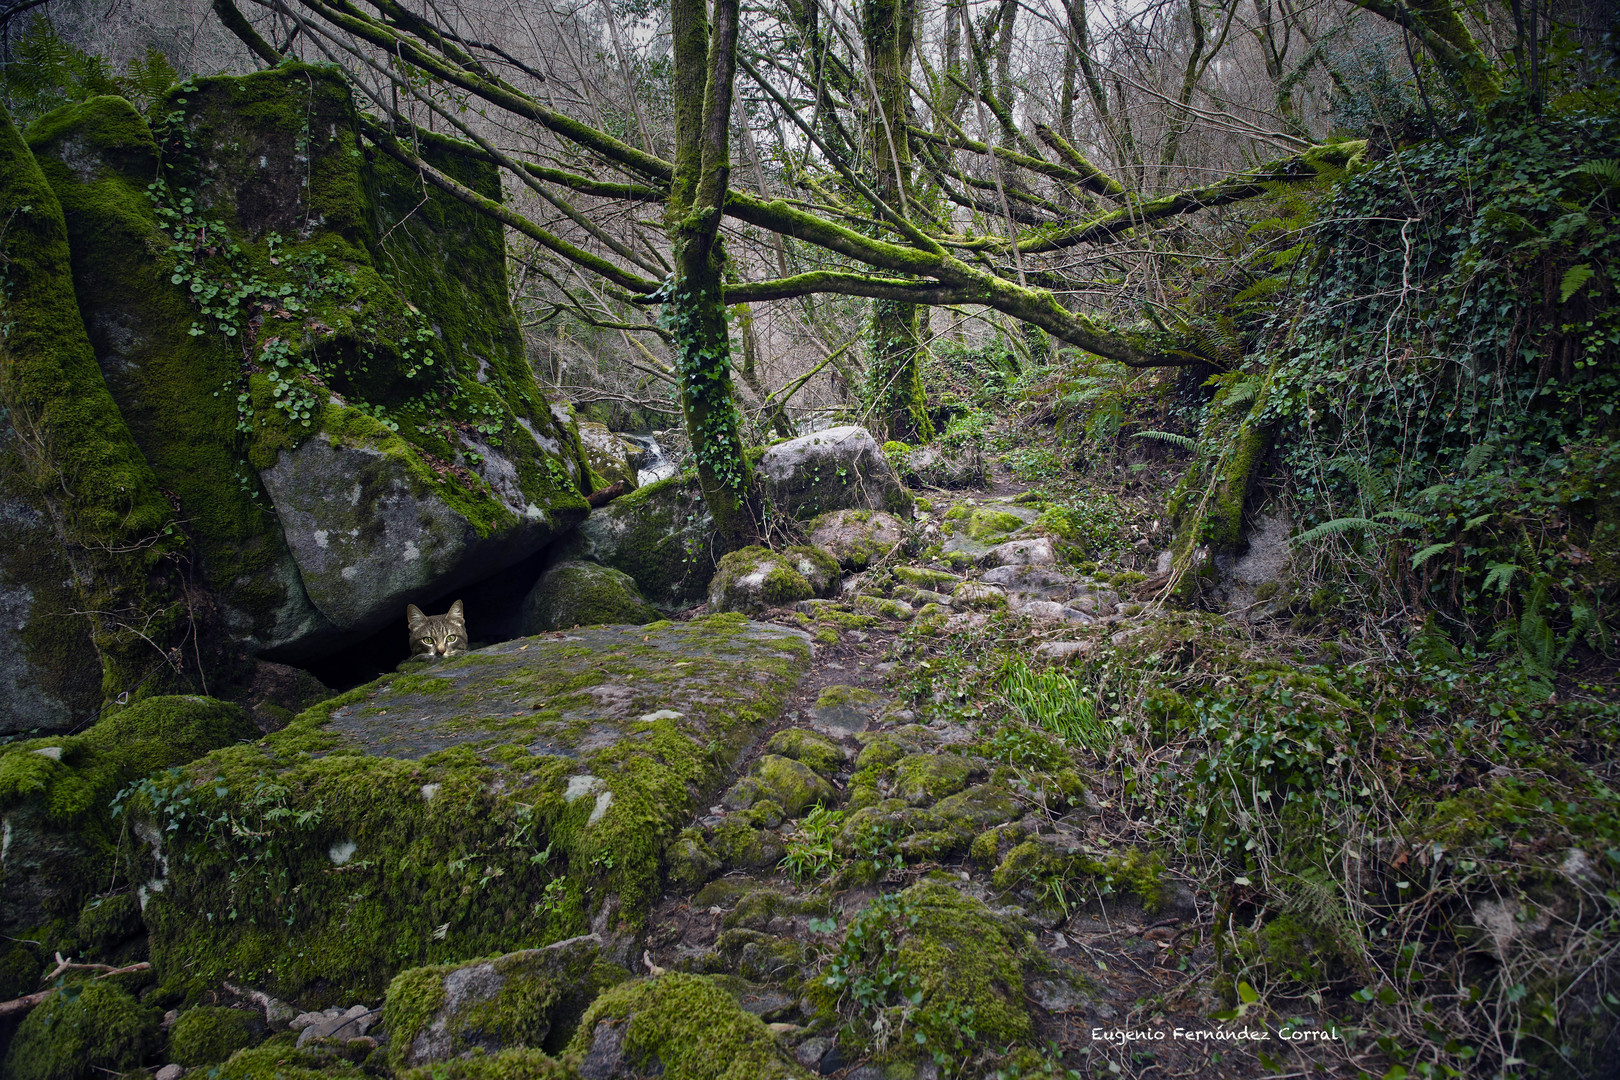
xmin=1462 ymin=442 xmax=1493 ymax=477
xmin=1560 ymin=264 xmax=1594 ymax=304
xmin=1376 ymin=510 xmax=1422 ymax=525
xmin=1132 ymin=430 xmax=1197 ymax=451
xmin=1410 ymin=542 xmax=1453 ymax=568
xmin=1482 ymin=562 xmax=1519 ymax=596
xmin=1569 ymin=159 xmax=1620 ymax=188
xmin=1290 ymin=517 xmax=1389 ymax=546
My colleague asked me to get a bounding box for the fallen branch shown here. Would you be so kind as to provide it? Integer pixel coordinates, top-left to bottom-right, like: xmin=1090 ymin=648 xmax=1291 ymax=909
xmin=0 ymin=954 xmax=151 ymax=1019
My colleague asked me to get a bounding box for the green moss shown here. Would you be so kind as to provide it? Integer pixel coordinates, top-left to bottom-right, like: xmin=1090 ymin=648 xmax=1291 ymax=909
xmin=565 ymin=973 xmax=808 ymax=1079
xmin=380 ymin=965 xmax=448 ymax=1067
xmin=723 ymin=889 xmax=829 ymax=930
xmin=0 ymin=695 xmax=254 ymax=931
xmin=965 ymin=509 xmax=1024 ymax=541
xmin=817 ymin=609 xmax=878 ymax=630
xmin=126 ymin=618 xmax=809 ymax=1004
xmin=891 ymin=566 xmax=960 ymax=590
xmin=1 ymin=980 xmax=160 ymax=1080
xmin=991 ymin=842 xmax=1164 ymax=913
xmin=765 ymin=729 xmax=844 ymax=777
xmin=0 ymin=106 xmax=185 ymax=709
xmin=894 ymin=754 xmax=976 ymax=805
xmin=730 ymin=755 xmax=835 ymax=818
xmin=73 ymin=892 xmax=141 ymax=959
xmin=524 ymin=561 xmax=660 ymax=630
xmin=853 ymin=596 xmax=915 ymax=622
xmin=891 ymin=883 xmax=1031 ymax=1048
xmin=665 ymin=828 xmax=722 ymax=892
xmin=169 ymin=1006 xmax=258 ymax=1066
xmin=709 ymin=547 xmax=816 ymax=615
xmin=709 ymin=819 xmax=785 ymax=870
xmin=214 ymin=1044 xmax=368 ymax=1080
xmin=0 ymin=945 xmax=42 ymax=999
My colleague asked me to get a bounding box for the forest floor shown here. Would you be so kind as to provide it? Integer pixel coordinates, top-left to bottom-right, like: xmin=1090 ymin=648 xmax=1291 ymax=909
xmin=649 ymin=449 xmax=1368 ymax=1080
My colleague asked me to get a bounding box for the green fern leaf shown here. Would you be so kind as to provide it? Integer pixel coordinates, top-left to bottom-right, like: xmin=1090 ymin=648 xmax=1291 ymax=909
xmin=1291 ymin=517 xmax=1389 ymax=546
xmin=1482 ymin=562 xmax=1519 ymax=596
xmin=1410 ymin=542 xmax=1453 ymax=568
xmin=1132 ymin=430 xmax=1196 ymax=451
xmin=1560 ymin=264 xmax=1594 ymax=304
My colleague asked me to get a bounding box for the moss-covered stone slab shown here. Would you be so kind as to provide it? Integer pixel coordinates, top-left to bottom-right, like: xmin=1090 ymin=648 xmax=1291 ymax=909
xmin=810 ymin=684 xmax=888 ymax=736
xmin=721 ymin=755 xmax=835 ymax=818
xmin=518 ymin=560 xmax=660 ymax=633
xmin=758 ymin=426 xmax=913 ymax=521
xmin=126 ymin=615 xmax=811 ymax=1003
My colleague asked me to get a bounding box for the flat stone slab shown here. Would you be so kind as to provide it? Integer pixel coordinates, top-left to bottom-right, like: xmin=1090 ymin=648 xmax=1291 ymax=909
xmin=129 ymin=615 xmax=813 ymax=1004
xmin=324 ymin=621 xmax=809 ymax=761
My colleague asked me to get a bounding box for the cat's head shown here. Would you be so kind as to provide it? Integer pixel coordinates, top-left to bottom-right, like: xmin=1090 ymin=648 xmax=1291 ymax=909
xmin=406 ymin=599 xmax=465 ymax=657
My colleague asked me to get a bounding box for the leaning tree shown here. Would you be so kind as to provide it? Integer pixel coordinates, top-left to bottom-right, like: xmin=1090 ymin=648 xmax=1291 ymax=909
xmin=205 ymin=0 xmax=1508 ymax=546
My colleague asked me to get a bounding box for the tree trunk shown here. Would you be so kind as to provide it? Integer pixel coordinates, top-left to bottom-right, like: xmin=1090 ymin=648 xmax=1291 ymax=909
xmin=667 ymin=0 xmax=756 ymax=546
xmin=862 ymin=0 xmax=933 ymax=443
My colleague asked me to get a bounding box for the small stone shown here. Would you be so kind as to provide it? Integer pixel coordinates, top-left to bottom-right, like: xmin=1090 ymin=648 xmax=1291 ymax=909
xmin=1035 ymin=641 xmax=1094 ymax=663
xmin=155 ymin=1065 xmax=184 ymax=1080
xmin=950 ymin=581 xmax=1006 ymax=611
xmin=982 ymin=536 xmax=1056 ymax=568
xmin=795 ymin=1036 xmax=833 ymax=1068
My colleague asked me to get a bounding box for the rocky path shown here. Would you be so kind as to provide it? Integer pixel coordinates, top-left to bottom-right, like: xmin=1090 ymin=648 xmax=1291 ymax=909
xmin=639 ymin=466 xmax=1352 ymax=1080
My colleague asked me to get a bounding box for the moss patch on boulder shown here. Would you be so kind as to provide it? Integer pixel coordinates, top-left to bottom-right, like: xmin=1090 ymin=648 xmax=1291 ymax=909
xmin=565 ymin=972 xmax=811 ymax=1079
xmin=722 ymin=755 xmax=835 ymax=818
xmin=168 ymin=1005 xmax=260 ymax=1066
xmin=0 ymin=695 xmax=255 ymax=937
xmin=708 ymin=546 xmax=837 ymax=616
xmin=1 ymin=980 xmax=160 ymax=1080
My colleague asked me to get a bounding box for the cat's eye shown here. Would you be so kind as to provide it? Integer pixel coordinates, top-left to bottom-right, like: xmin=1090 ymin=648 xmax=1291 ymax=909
xmin=446 ymin=636 xmax=458 ymax=643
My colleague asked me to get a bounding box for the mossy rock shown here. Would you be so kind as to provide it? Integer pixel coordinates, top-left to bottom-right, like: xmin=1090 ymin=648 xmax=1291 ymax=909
xmin=576 ymin=421 xmax=641 ymax=492
xmin=756 ymin=426 xmax=913 ymax=521
xmin=564 ymin=972 xmax=812 ymax=1079
xmin=168 ymin=1005 xmax=261 ymax=1066
xmin=518 ymin=560 xmax=660 ymax=632
xmin=951 ymin=581 xmax=1008 ymax=611
xmin=2 ymin=980 xmax=160 ymax=1080
xmin=0 ymin=695 xmax=255 ymax=937
xmin=73 ymin=891 xmax=142 ymax=960
xmin=964 ymin=509 xmax=1026 ymax=542
xmin=894 ymin=753 xmax=978 ymax=805
xmin=664 ymin=828 xmax=722 ymax=892
xmin=991 ymin=842 xmax=1165 ymax=914
xmin=397 ymin=1048 xmax=573 ymax=1080
xmin=0 ymin=106 xmax=183 ymax=723
xmin=1231 ymin=912 xmax=1350 ymax=986
xmin=0 ymin=945 xmax=42 ymax=1000
xmin=708 ymin=546 xmax=836 ymax=616
xmin=709 ymin=818 xmax=785 ymax=870
xmin=213 ymin=1042 xmax=368 ymax=1080
xmin=764 ymin=729 xmax=844 ymax=777
xmin=28 ymin=72 xmax=593 ymax=658
xmin=805 ymin=509 xmax=907 ymax=570
xmin=124 ymin=616 xmax=810 ymax=1003
xmin=384 ymin=935 xmax=629 ymax=1069
xmin=839 ymin=783 xmax=1020 ymax=863
xmin=564 ymin=474 xmax=717 ymax=608
xmin=889 ymin=443 xmax=988 ymax=490
xmin=892 ymin=566 xmax=961 ymax=591
xmin=722 ymin=755 xmax=835 ymax=818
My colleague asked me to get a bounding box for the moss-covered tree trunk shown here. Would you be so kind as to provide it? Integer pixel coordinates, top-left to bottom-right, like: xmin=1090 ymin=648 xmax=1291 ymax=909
xmin=863 ymin=0 xmax=933 ymax=443
xmin=667 ymin=0 xmax=756 ymax=547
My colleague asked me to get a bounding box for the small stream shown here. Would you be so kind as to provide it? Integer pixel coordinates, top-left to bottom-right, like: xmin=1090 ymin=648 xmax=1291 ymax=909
xmin=620 ymin=433 xmax=679 ymax=486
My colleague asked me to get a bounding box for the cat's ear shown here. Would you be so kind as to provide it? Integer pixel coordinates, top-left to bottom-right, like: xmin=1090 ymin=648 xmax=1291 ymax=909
xmin=448 ymin=599 xmax=463 ymax=620
xmin=406 ymin=604 xmax=426 ymax=630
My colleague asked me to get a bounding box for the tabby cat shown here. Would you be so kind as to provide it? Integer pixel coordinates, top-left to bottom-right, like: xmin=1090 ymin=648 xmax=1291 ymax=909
xmin=407 ymin=600 xmax=467 ymax=659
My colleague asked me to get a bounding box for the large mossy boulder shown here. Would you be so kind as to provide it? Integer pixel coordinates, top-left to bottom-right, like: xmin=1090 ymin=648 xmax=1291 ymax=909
xmin=125 ymin=615 xmax=811 ymax=1003
xmin=518 ymin=560 xmax=660 ymax=633
xmin=563 ymin=475 xmax=717 ymax=608
xmin=805 ymin=508 xmax=907 ymax=570
xmin=24 ymin=68 xmax=591 ymax=660
xmin=707 ymin=546 xmax=839 ymax=616
xmin=0 ymin=695 xmax=256 ymax=939
xmin=758 ymin=426 xmax=912 ymax=520
xmin=0 ymin=109 xmax=188 ymax=728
